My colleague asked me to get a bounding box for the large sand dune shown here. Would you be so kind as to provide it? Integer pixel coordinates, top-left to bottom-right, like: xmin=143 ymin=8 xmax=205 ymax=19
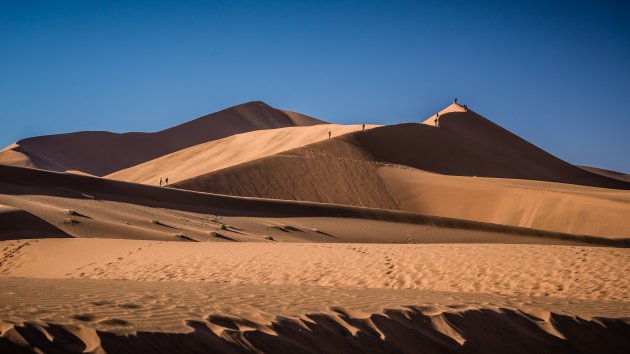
xmin=107 ymin=124 xmax=379 ymax=185
xmin=177 ymin=103 xmax=627 ymax=193
xmin=170 ymin=106 xmax=630 ymax=238
xmin=0 ymin=101 xmax=324 ymax=176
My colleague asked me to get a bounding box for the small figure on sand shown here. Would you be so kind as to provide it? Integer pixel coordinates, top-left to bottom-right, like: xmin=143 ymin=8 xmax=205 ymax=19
xmin=165 ymin=177 xmax=169 ymax=186
xmin=362 ymin=124 xmax=365 ymax=131
xmin=463 ymin=104 xmax=468 ymax=111
xmin=454 ymin=98 xmax=458 ymax=104
xmin=434 ymin=113 xmax=440 ymax=127
xmin=328 ymin=131 xmax=331 ymax=139
xmin=159 ymin=177 xmax=163 ymax=187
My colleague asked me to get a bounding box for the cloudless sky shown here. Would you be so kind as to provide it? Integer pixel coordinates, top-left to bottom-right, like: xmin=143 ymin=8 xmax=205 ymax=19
xmin=1 ymin=0 xmax=629 ymax=172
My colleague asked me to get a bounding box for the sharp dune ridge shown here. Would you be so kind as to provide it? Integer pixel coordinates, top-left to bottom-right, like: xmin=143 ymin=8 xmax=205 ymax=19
xmin=1 ymin=100 xmax=629 ymax=353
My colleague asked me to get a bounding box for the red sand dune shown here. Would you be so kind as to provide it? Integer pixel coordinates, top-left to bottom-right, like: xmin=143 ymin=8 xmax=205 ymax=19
xmin=0 ymin=101 xmax=324 ymax=176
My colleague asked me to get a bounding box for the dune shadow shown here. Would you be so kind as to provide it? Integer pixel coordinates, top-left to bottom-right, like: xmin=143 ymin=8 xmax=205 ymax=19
xmin=2 ymin=308 xmax=630 ymax=353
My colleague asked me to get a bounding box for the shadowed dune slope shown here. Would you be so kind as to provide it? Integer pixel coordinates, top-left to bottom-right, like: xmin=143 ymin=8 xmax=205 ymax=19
xmin=403 ymin=104 xmax=624 ymax=188
xmin=0 ymin=205 xmax=71 ymax=240
xmin=2 ymin=309 xmax=626 ymax=354
xmin=0 ymin=101 xmax=325 ymax=176
xmin=107 ymin=124 xmax=379 ymax=185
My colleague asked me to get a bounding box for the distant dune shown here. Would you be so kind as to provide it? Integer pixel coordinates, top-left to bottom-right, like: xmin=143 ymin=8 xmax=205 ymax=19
xmin=579 ymin=165 xmax=630 ymax=182
xmin=0 ymin=101 xmax=325 ymax=176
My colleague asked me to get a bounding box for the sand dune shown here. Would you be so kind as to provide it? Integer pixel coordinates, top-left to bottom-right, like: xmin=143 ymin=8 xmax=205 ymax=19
xmin=172 ymin=120 xmax=630 ymax=238
xmin=4 ymin=165 xmax=619 ymax=246
xmin=0 ymin=101 xmax=325 ymax=176
xmin=178 ymin=103 xmax=627 ymax=190
xmin=377 ymin=167 xmax=630 ymax=238
xmin=108 ymin=124 xmax=379 ymax=185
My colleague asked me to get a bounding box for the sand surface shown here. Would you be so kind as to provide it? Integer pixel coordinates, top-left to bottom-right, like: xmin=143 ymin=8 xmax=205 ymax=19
xmin=2 ymin=239 xmax=629 ymax=301
xmin=1 ymin=240 xmax=629 ymax=353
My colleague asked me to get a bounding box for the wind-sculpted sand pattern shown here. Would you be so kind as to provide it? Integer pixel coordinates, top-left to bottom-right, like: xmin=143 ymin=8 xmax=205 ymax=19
xmin=2 ymin=240 xmax=629 ymax=301
xmin=0 ymin=278 xmax=629 ymax=353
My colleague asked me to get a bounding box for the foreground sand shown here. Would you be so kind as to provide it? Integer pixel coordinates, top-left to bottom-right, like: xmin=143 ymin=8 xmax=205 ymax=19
xmin=3 ymin=240 xmax=630 ymax=301
xmin=1 ymin=239 xmax=629 ymax=353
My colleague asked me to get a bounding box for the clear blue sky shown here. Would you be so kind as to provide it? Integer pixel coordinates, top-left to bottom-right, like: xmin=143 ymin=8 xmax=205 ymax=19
xmin=1 ymin=0 xmax=629 ymax=172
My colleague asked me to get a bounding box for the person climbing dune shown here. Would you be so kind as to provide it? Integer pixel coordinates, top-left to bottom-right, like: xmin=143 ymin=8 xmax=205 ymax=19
xmin=159 ymin=178 xmax=162 ymax=187
xmin=328 ymin=131 xmax=331 ymax=139
xmin=435 ymin=113 xmax=440 ymax=127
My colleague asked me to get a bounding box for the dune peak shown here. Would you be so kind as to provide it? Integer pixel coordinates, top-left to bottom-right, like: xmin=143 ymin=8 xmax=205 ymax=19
xmin=422 ymin=102 xmax=470 ymax=125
